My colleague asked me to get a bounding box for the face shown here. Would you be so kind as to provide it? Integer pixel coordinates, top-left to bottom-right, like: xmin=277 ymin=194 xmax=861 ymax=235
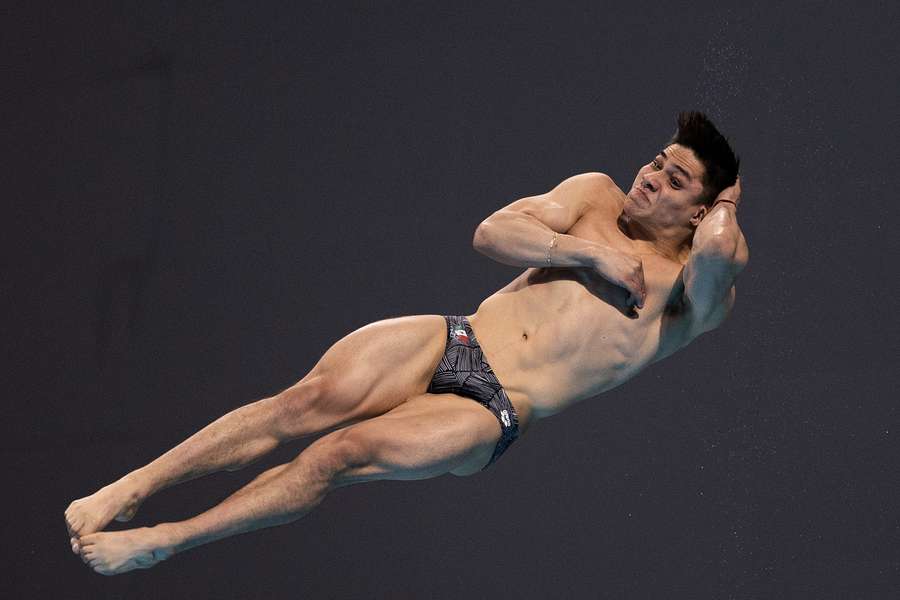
xmin=624 ymin=144 xmax=708 ymax=230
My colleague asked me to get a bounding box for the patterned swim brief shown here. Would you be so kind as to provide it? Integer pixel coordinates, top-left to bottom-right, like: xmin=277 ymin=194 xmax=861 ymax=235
xmin=427 ymin=315 xmax=520 ymax=470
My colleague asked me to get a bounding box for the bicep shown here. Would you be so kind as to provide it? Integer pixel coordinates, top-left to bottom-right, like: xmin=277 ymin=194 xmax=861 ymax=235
xmin=487 ymin=172 xmax=616 ymax=233
xmin=682 ymin=241 xmax=746 ymax=333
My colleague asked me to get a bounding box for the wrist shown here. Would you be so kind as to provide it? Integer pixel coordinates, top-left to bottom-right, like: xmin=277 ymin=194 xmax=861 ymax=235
xmin=546 ymin=233 xmax=601 ymax=269
xmin=714 ymin=199 xmax=738 ymax=211
xmin=545 ymin=231 xmax=559 ymax=267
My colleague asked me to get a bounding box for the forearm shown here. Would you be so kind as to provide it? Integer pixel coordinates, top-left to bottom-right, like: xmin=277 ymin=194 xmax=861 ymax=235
xmin=473 ymin=211 xmax=611 ymax=268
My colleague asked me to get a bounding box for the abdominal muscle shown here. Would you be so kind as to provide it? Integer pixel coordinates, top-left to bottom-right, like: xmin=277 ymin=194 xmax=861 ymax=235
xmin=467 ymin=260 xmax=684 ymax=420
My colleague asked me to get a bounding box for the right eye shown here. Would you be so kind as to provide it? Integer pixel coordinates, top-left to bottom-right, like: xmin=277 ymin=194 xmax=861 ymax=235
xmin=650 ymin=159 xmax=661 ymax=169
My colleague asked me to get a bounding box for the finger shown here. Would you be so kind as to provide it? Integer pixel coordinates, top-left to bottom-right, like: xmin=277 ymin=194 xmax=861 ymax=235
xmin=628 ymin=289 xmax=643 ymax=310
xmin=624 ymin=285 xmax=638 ymax=308
xmin=632 ymin=292 xmax=643 ymax=309
xmin=718 ymin=179 xmax=741 ymax=196
xmin=634 ymin=271 xmax=646 ymax=308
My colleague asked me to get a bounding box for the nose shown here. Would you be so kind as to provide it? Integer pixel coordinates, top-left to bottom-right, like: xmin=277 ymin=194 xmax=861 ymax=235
xmin=640 ymin=176 xmax=657 ymax=193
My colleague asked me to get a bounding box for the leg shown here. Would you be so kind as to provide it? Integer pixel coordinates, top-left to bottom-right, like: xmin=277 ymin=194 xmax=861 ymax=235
xmin=75 ymin=393 xmax=505 ymax=575
xmin=65 ymin=314 xmax=448 ymax=540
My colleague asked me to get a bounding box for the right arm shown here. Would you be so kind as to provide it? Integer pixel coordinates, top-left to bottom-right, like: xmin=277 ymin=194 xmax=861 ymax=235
xmin=473 ymin=172 xmax=647 ymax=307
xmin=473 ymin=172 xmax=618 ymax=269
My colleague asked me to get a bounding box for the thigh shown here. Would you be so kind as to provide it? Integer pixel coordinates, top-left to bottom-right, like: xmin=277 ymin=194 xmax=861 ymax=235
xmin=327 ymin=393 xmax=503 ymax=485
xmin=295 ymin=314 xmax=449 ymax=424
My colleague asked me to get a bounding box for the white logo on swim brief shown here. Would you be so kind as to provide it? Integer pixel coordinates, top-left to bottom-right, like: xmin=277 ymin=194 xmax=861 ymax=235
xmin=500 ymin=409 xmax=511 ymax=427
xmin=452 ymin=326 xmax=469 ymax=344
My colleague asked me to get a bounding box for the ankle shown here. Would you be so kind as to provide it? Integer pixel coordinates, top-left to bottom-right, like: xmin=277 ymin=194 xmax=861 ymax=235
xmin=119 ymin=469 xmax=153 ymax=501
xmin=151 ymin=522 xmax=187 ymax=556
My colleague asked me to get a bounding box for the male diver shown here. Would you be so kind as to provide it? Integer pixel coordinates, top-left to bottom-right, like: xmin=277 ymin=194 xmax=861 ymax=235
xmin=66 ymin=111 xmax=748 ymax=575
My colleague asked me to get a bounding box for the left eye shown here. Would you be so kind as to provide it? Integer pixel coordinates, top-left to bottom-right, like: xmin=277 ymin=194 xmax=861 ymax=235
xmin=651 ymin=160 xmax=680 ymax=188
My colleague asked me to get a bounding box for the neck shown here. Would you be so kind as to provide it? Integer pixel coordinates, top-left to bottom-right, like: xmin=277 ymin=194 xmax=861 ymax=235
xmin=616 ymin=213 xmax=693 ymax=264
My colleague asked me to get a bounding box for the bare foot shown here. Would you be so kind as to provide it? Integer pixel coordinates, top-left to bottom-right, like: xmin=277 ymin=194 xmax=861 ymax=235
xmin=65 ymin=474 xmax=145 ymax=546
xmin=77 ymin=526 xmax=174 ymax=576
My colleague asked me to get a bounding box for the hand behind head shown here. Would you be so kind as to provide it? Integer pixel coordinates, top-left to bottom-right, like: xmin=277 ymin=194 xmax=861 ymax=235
xmin=714 ymin=175 xmax=742 ymax=208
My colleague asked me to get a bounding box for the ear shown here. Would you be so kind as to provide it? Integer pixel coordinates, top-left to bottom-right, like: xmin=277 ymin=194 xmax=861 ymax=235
xmin=689 ymin=204 xmax=708 ymax=227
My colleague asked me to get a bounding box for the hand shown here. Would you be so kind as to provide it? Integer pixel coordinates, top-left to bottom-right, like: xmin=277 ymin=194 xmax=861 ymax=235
xmin=591 ymin=247 xmax=646 ymax=309
xmin=714 ymin=175 xmax=742 ymax=209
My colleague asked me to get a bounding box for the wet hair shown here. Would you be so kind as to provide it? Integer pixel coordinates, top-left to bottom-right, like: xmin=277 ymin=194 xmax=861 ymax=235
xmin=667 ymin=111 xmax=740 ymax=206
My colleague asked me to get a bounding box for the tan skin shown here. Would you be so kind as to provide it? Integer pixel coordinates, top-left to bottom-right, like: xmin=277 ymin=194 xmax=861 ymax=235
xmin=65 ymin=143 xmax=747 ymax=575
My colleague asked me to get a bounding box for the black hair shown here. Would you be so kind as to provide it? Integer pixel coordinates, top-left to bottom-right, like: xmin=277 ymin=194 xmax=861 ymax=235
xmin=667 ymin=111 xmax=740 ymax=206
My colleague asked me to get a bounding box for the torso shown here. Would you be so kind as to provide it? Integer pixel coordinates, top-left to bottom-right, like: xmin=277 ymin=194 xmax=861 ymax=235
xmin=467 ymin=183 xmax=701 ymax=423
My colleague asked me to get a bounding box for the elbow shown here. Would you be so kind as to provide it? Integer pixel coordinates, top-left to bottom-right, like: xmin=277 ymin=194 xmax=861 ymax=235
xmin=472 ymin=219 xmax=493 ymax=253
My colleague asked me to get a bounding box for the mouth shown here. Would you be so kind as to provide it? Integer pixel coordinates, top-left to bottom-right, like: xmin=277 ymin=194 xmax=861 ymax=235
xmin=631 ymin=187 xmax=650 ymax=207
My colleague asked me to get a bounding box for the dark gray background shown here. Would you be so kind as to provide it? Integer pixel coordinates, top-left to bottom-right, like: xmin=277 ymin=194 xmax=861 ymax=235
xmin=5 ymin=2 xmax=898 ymax=598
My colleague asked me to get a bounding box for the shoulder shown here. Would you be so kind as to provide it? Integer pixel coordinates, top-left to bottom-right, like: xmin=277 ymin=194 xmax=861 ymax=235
xmin=555 ymin=172 xmax=624 ymax=214
xmin=556 ymin=171 xmax=617 ymax=193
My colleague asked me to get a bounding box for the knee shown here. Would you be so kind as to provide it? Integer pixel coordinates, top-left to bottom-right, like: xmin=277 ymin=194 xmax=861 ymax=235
xmin=304 ymin=429 xmax=371 ymax=485
xmin=271 ymin=375 xmax=332 ymax=439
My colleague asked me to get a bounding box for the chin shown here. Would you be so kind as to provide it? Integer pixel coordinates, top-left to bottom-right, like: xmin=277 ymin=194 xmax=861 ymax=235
xmin=623 ymin=195 xmax=640 ymax=215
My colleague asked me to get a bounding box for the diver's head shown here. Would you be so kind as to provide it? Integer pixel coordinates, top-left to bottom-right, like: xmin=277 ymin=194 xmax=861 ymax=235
xmin=622 ymin=111 xmax=740 ymax=244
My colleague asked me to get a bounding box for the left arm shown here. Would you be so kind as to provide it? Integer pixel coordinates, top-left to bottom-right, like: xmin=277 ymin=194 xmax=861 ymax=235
xmin=682 ymin=181 xmax=750 ymax=334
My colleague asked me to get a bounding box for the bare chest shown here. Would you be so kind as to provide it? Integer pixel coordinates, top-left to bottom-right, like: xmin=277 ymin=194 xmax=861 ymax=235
xmin=471 ymin=209 xmax=694 ymax=415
